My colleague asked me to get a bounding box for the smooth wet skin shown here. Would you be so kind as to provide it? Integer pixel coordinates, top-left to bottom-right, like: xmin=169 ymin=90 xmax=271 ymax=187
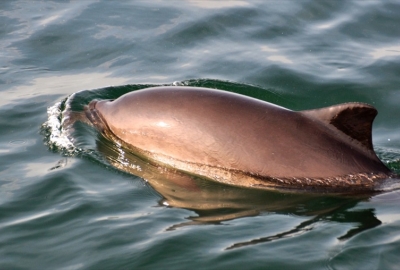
xmin=84 ymin=86 xmax=394 ymax=190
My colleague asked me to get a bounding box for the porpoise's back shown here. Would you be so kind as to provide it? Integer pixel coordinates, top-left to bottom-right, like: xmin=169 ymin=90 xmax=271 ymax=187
xmin=88 ymin=86 xmax=393 ymax=190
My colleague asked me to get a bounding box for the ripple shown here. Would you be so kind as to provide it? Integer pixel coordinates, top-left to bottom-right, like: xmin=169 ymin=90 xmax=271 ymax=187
xmin=9 ymin=140 xmax=26 ymax=145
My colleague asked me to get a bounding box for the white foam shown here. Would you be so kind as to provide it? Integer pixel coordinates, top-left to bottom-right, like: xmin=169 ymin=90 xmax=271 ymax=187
xmin=42 ymin=97 xmax=78 ymax=155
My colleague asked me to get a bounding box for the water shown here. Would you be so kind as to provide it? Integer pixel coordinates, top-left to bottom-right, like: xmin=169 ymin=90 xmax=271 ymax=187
xmin=1 ymin=1 xmax=400 ymax=269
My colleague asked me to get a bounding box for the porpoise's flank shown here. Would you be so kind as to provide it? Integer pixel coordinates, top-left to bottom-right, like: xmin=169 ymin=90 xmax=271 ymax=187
xmin=84 ymin=86 xmax=395 ymax=191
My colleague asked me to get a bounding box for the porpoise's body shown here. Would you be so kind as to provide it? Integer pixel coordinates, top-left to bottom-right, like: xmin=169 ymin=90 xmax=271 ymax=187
xmin=84 ymin=86 xmax=394 ymax=191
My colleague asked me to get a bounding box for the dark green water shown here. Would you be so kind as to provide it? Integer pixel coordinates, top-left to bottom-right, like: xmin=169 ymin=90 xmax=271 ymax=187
xmin=1 ymin=1 xmax=400 ymax=269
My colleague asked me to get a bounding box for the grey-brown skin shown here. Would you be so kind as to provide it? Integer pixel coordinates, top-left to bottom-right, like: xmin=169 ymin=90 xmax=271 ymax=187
xmin=84 ymin=86 xmax=395 ymax=191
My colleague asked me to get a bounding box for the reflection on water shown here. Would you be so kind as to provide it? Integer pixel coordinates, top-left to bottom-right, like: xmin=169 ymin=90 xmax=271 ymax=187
xmin=1 ymin=72 xmax=130 ymax=106
xmin=370 ymin=45 xmax=400 ymax=59
xmin=227 ymin=208 xmax=381 ymax=250
xmin=187 ymin=0 xmax=250 ymax=9
xmin=96 ymin=132 xmax=383 ymax=249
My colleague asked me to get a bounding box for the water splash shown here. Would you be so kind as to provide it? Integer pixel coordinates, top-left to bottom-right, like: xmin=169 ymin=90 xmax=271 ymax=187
xmin=41 ymin=95 xmax=79 ymax=155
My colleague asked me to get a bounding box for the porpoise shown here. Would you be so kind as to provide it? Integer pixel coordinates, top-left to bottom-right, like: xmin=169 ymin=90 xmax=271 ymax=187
xmin=84 ymin=86 xmax=395 ymax=191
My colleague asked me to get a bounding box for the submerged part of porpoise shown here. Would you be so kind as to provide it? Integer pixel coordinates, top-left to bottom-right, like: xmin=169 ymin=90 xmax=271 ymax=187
xmin=83 ymin=86 xmax=396 ymax=191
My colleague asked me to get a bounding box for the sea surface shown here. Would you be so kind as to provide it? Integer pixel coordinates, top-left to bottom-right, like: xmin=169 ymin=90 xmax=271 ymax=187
xmin=1 ymin=1 xmax=400 ymax=269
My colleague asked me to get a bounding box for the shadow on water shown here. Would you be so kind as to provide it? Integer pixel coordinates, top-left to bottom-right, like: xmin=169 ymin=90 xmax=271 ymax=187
xmin=44 ymin=79 xmax=400 ymax=250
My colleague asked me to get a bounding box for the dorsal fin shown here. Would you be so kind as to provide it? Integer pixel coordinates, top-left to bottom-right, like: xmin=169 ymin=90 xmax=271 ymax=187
xmin=301 ymin=103 xmax=378 ymax=151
